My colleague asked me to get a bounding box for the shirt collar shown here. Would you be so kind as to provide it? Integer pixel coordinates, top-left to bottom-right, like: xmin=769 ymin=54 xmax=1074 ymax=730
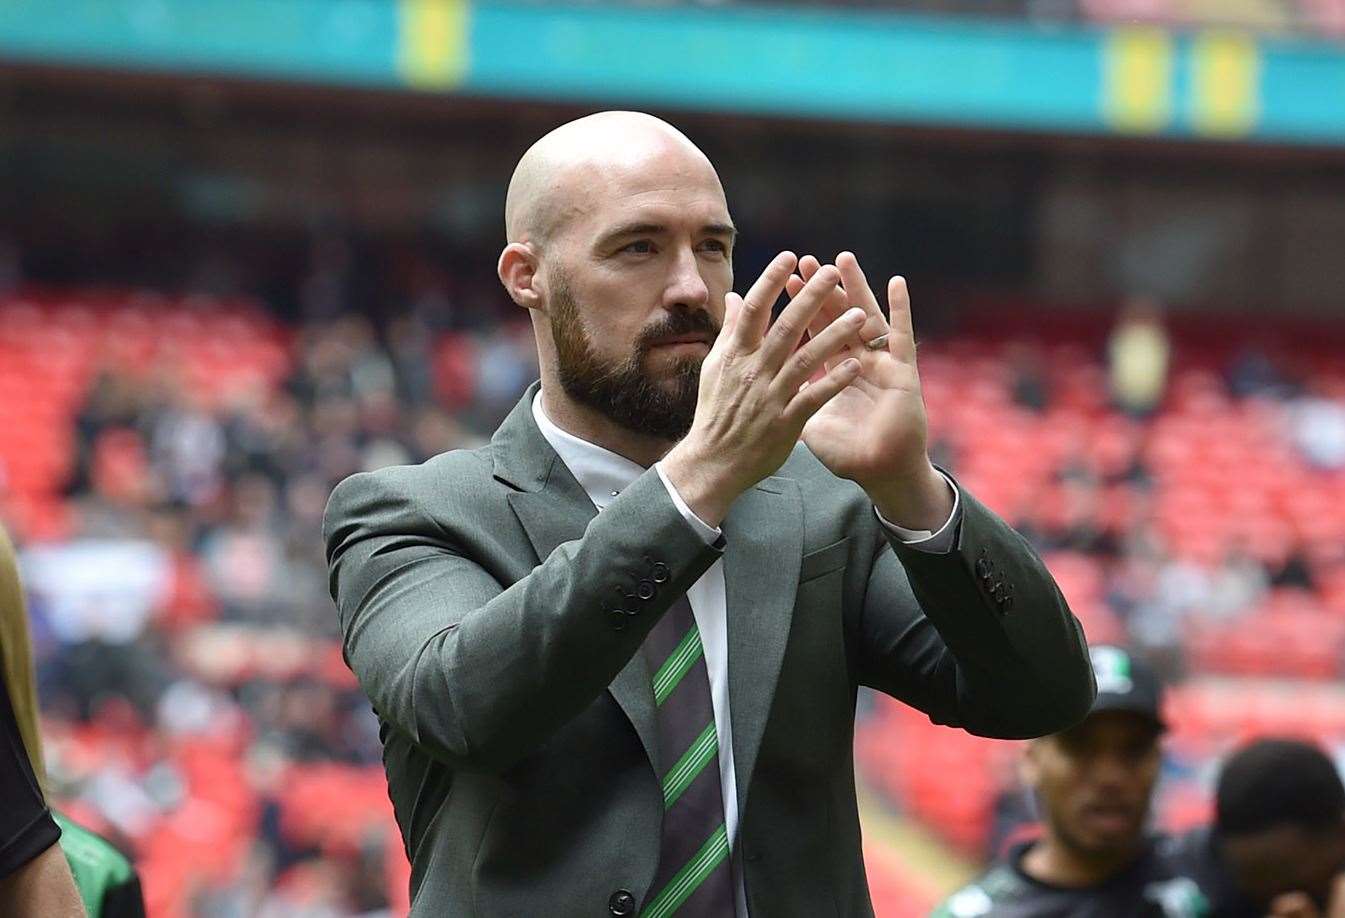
xmin=532 ymin=390 xmax=647 ymax=511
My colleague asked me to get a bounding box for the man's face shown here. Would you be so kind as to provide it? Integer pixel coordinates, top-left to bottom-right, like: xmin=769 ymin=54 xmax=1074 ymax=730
xmin=540 ymin=150 xmax=734 ymax=440
xmin=1222 ymin=824 xmax=1345 ymax=907
xmin=1024 ymin=711 xmax=1163 ymax=860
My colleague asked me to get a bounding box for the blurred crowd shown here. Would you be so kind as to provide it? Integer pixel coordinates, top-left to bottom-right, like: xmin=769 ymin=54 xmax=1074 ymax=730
xmin=7 ymin=304 xmax=537 ymax=915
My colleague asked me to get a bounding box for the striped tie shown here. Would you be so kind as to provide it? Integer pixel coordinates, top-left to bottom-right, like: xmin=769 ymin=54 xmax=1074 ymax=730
xmin=640 ymin=594 xmax=735 ymax=918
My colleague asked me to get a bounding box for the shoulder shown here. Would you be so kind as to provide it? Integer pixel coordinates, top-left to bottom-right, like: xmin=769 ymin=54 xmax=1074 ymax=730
xmin=932 ymin=863 xmax=1027 ymax=916
xmin=329 ymin=444 xmax=496 ymax=506
xmin=324 ymin=445 xmax=499 ymax=535
xmin=1154 ymin=829 xmax=1236 ymax=912
xmin=52 ymin=811 xmax=135 ymax=884
xmin=1155 ymin=827 xmax=1223 ymax=883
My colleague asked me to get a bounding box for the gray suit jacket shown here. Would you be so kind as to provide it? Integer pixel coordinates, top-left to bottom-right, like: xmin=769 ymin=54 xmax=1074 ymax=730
xmin=324 ymin=383 xmax=1095 ymax=917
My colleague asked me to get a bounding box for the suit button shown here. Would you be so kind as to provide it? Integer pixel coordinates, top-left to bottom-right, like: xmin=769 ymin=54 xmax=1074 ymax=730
xmin=976 ymin=558 xmax=993 ymax=579
xmin=609 ymin=889 xmax=636 ymax=916
xmin=651 ymin=562 xmax=671 ymax=583
xmin=609 ymin=608 xmax=636 ymax=630
xmin=1000 ymin=595 xmax=1015 ymax=613
xmin=637 ymin=579 xmax=656 ymax=600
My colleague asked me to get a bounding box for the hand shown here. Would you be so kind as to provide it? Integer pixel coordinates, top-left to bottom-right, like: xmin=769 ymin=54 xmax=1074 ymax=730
xmin=660 ymin=251 xmax=866 ymax=526
xmin=784 ymin=252 xmax=950 ymax=530
xmin=1268 ymin=892 xmax=1319 ymax=918
xmin=1267 ymin=875 xmax=1345 ymax=918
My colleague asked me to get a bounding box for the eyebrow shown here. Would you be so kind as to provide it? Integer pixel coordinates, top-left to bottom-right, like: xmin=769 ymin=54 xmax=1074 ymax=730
xmin=595 ymin=220 xmax=738 ymax=249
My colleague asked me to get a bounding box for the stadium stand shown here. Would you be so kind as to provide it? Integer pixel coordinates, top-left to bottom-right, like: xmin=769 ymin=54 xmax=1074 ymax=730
xmin=738 ymin=0 xmax=1345 ymax=37
xmin=4 ymin=284 xmax=1345 ymax=915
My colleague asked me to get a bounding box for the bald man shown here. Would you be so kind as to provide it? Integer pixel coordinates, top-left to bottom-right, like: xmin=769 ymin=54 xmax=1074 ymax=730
xmin=324 ymin=111 xmax=1095 ymax=917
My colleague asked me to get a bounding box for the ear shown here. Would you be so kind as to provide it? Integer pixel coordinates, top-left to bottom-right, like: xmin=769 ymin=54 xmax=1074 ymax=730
xmin=1020 ymin=740 xmax=1042 ymax=789
xmin=498 ymin=243 xmax=544 ymax=312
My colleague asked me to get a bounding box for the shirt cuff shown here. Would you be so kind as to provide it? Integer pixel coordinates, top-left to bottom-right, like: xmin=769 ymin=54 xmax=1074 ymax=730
xmin=654 ymin=462 xmax=722 ymax=546
xmin=875 ymin=470 xmax=961 ymax=553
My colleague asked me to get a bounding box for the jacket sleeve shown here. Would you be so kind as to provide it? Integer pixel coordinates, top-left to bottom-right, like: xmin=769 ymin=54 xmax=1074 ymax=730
xmin=323 ymin=465 xmax=722 ymax=772
xmin=854 ymin=475 xmax=1095 ymax=739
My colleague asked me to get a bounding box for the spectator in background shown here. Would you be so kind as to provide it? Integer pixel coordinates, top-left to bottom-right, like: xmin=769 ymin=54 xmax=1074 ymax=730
xmin=934 ymin=646 xmax=1206 ymax=917
xmin=3 ymin=522 xmax=134 ymax=917
xmin=1289 ymin=385 xmax=1345 ymax=472
xmin=1226 ymin=345 xmax=1296 ymax=401
xmin=1201 ymin=536 xmax=1268 ymax=624
xmin=1108 ymin=295 xmax=1170 ymax=418
xmin=1007 ymin=342 xmax=1051 ymax=413
xmin=1172 ymin=738 xmax=1345 ymax=918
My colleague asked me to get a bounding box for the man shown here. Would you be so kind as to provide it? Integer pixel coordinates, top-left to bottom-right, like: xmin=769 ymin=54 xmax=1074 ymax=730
xmin=1172 ymin=738 xmax=1345 ymax=917
xmin=935 ymin=645 xmax=1207 ymax=917
xmin=324 ymin=110 xmax=1095 ymax=917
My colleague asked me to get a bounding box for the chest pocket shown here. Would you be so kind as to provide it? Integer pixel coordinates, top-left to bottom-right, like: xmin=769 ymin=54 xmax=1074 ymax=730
xmin=799 ymin=537 xmax=850 ymax=583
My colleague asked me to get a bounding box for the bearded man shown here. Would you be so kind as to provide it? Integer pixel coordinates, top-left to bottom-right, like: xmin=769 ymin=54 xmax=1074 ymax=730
xmin=324 ymin=111 xmax=1095 ymax=918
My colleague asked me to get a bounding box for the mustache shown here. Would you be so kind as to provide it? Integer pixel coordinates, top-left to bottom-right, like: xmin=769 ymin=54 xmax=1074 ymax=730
xmin=635 ymin=309 xmax=721 ymax=353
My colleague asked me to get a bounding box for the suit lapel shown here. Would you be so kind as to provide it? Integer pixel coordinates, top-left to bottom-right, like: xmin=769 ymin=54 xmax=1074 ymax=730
xmin=496 ymin=384 xmax=660 ymax=774
xmin=723 ymin=476 xmax=803 ymax=813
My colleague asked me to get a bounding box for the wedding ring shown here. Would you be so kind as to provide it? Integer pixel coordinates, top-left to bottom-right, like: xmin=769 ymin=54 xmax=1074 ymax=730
xmin=864 ymin=333 xmax=890 ymax=352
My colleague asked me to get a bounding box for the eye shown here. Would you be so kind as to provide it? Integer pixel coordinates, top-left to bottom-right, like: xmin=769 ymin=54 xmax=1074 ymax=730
xmin=699 ymin=239 xmax=729 ymax=255
xmin=621 ymin=239 xmax=655 ymax=255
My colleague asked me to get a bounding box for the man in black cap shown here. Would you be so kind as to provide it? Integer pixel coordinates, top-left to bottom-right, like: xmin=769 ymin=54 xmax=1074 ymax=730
xmin=933 ymin=645 xmax=1208 ymax=917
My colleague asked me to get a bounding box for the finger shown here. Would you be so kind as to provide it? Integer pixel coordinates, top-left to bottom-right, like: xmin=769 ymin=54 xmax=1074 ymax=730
xmin=783 ymin=357 xmax=861 ymax=424
xmin=809 ymin=283 xmax=852 ymax=341
xmin=837 ymin=251 xmax=890 ymax=341
xmin=785 ymin=273 xmax=850 ymax=344
xmin=735 ymin=251 xmax=797 ymax=349
xmin=773 ymin=306 xmax=867 ymax=397
xmin=886 ymin=275 xmax=916 ymax=362
xmin=760 ymin=264 xmax=840 ymax=371
xmin=786 ymin=254 xmax=824 ymax=296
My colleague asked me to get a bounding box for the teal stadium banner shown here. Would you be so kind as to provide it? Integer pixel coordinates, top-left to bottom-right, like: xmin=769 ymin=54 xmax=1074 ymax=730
xmin=1 ymin=0 xmax=1344 ymax=145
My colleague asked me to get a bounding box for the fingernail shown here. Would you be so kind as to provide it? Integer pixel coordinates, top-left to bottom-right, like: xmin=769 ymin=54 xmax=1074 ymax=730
xmin=846 ymin=308 xmax=865 ymax=322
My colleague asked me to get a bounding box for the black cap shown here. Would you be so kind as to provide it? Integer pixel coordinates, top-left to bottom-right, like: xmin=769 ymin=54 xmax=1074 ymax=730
xmin=1088 ymin=645 xmax=1166 ymax=731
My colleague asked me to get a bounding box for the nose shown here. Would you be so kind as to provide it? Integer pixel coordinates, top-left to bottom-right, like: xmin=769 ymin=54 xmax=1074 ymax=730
xmin=1089 ymin=752 xmax=1134 ymax=789
xmin=664 ymin=244 xmax=710 ymax=311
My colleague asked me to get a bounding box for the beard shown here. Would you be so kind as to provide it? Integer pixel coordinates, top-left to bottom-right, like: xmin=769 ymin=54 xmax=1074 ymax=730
xmin=548 ymin=271 xmax=718 ymax=441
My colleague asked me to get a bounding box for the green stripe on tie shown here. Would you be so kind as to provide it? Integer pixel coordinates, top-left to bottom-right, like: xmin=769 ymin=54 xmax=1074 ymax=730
xmin=661 ymin=722 xmax=718 ymax=810
xmin=642 ymin=823 xmax=730 ymax=918
xmin=652 ymin=624 xmax=704 ymax=706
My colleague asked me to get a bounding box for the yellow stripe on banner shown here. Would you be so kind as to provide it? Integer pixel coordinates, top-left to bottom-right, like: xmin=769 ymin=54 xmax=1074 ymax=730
xmin=1191 ymin=31 xmax=1259 ymax=138
xmin=398 ymin=0 xmax=469 ymax=90
xmin=1102 ymin=27 xmax=1174 ymax=134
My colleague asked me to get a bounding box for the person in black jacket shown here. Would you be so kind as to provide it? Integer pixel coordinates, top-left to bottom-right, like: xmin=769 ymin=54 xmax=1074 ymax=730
xmin=2 ymin=522 xmax=142 ymax=917
xmin=0 ymin=657 xmax=82 ymax=916
xmin=934 ymin=646 xmax=1207 ymax=917
xmin=1171 ymin=738 xmax=1345 ymax=917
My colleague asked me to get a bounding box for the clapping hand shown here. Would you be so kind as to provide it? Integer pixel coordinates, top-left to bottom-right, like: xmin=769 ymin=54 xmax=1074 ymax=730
xmin=784 ymin=252 xmax=952 ymax=531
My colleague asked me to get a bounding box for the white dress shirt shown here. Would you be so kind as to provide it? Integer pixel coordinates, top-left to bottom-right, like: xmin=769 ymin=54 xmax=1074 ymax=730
xmin=531 ymin=391 xmax=959 ymax=915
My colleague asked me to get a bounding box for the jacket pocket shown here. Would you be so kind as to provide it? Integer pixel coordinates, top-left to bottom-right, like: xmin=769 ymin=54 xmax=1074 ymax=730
xmin=799 ymin=537 xmax=850 ymax=583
